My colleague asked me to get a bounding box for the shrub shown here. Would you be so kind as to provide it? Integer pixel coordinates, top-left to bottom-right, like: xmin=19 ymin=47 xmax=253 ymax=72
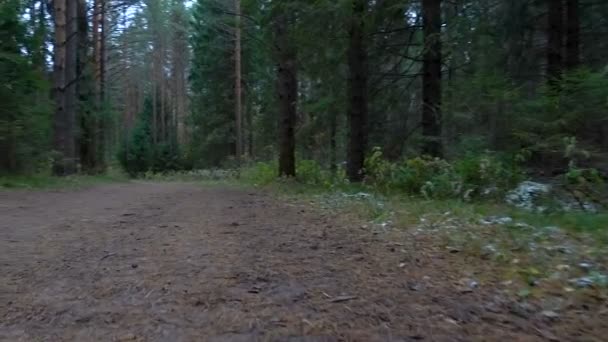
xmin=297 ymin=160 xmax=330 ymax=186
xmin=454 ymin=153 xmax=524 ymax=198
xmin=365 ymin=148 xmax=523 ymax=200
xmin=117 ymin=122 xmax=153 ymax=177
xmin=241 ymin=159 xmax=333 ymax=187
xmin=398 ymin=157 xmax=458 ymax=198
xmin=365 ymin=148 xmax=459 ymax=198
xmin=241 ymin=161 xmax=277 ymax=185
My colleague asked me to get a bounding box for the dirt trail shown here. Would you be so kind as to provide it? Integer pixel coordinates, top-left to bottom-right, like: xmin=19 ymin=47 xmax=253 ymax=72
xmin=0 ymin=182 xmax=602 ymax=341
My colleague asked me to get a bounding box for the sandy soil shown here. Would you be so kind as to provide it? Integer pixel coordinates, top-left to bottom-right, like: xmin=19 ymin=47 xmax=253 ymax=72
xmin=0 ymin=182 xmax=605 ymax=341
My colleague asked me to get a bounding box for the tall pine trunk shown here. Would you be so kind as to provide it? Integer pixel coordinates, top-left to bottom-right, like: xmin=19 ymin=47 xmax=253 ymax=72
xmin=346 ymin=0 xmax=369 ymax=182
xmin=91 ymin=0 xmax=106 ymax=170
xmin=234 ymin=0 xmax=243 ymax=166
xmin=247 ymin=89 xmax=254 ymax=158
xmin=566 ymin=0 xmax=580 ymax=70
xmin=422 ymin=0 xmax=443 ymax=158
xmin=171 ymin=1 xmax=189 ymax=147
xmin=65 ymin=0 xmax=78 ymax=167
xmin=77 ymin=0 xmax=95 ymax=172
xmin=329 ymin=109 xmax=337 ymax=175
xmin=52 ymin=0 xmax=77 ymax=175
xmin=547 ymin=0 xmax=563 ymax=86
xmin=275 ymin=13 xmax=297 ymax=177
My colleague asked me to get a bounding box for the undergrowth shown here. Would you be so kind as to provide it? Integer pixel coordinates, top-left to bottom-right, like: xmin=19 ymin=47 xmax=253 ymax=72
xmin=231 ymin=159 xmax=608 ymax=295
xmin=0 ymin=168 xmax=127 ymax=189
xmin=231 ymin=157 xmax=607 ymax=237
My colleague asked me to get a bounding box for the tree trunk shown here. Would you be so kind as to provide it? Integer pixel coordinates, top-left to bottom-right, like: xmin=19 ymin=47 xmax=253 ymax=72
xmin=152 ymin=9 xmax=162 ymax=145
xmin=329 ymin=109 xmax=337 ymax=175
xmin=152 ymin=78 xmax=158 ymax=143
xmin=422 ymin=0 xmax=443 ymax=158
xmin=275 ymin=13 xmax=297 ymax=177
xmin=346 ymin=0 xmax=369 ymax=182
xmin=92 ymin=0 xmax=107 ymax=170
xmin=247 ymin=89 xmax=253 ymax=158
xmin=77 ymin=0 xmax=95 ymax=172
xmin=65 ymin=0 xmax=78 ymax=166
xmin=234 ymin=0 xmax=243 ymax=166
xmin=99 ymin=0 xmax=106 ymax=104
xmin=93 ymin=0 xmax=101 ymax=99
xmin=547 ymin=0 xmax=563 ymax=86
xmin=565 ymin=0 xmax=580 ymax=70
xmin=161 ymin=75 xmax=167 ymax=141
xmin=171 ymin=1 xmax=189 ymax=147
xmin=52 ymin=0 xmax=77 ymax=175
xmin=52 ymin=0 xmax=67 ymax=175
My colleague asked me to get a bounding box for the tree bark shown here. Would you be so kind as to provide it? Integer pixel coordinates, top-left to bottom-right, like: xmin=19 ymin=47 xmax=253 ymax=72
xmin=52 ymin=0 xmax=77 ymax=175
xmin=565 ymin=0 xmax=580 ymax=70
xmin=93 ymin=0 xmax=101 ymax=99
xmin=422 ymin=0 xmax=443 ymax=158
xmin=275 ymin=13 xmax=297 ymax=177
xmin=171 ymin=1 xmax=189 ymax=146
xmin=234 ymin=0 xmax=243 ymax=166
xmin=91 ymin=0 xmax=101 ymax=170
xmin=161 ymin=73 xmax=167 ymax=141
xmin=247 ymin=90 xmax=253 ymax=158
xmin=346 ymin=0 xmax=369 ymax=182
xmin=91 ymin=0 xmax=107 ymax=170
xmin=329 ymin=109 xmax=337 ymax=175
xmin=547 ymin=0 xmax=564 ymax=86
xmin=99 ymin=0 xmax=106 ymax=104
xmin=65 ymin=0 xmax=78 ymax=166
xmin=77 ymin=0 xmax=95 ymax=172
xmin=151 ymin=2 xmax=162 ymax=145
xmin=52 ymin=0 xmax=67 ymax=175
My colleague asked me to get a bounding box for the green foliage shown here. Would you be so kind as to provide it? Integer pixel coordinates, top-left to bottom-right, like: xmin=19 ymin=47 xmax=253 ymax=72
xmin=241 ymin=159 xmax=333 ymax=187
xmin=189 ymin=0 xmax=244 ymax=167
xmin=239 ymin=149 xmax=525 ymax=202
xmin=563 ymin=137 xmax=604 ymax=186
xmin=565 ymin=167 xmax=603 ymax=186
xmin=118 ymin=98 xmax=185 ymax=176
xmin=512 ymin=70 xmax=608 ymax=161
xmin=365 ymin=150 xmax=459 ymax=199
xmin=365 ymin=148 xmax=523 ymax=200
xmin=0 ymin=0 xmax=52 ymax=173
xmin=241 ymin=161 xmax=278 ymax=186
xmin=118 ymin=118 xmax=153 ymax=176
xmin=0 ymin=172 xmax=126 ymax=190
xmin=453 ymin=153 xmax=524 ymax=196
xmin=295 ymin=160 xmax=330 ymax=186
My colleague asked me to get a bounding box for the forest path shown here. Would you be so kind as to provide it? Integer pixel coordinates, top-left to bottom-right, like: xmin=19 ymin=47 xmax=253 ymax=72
xmin=0 ymin=182 xmax=585 ymax=341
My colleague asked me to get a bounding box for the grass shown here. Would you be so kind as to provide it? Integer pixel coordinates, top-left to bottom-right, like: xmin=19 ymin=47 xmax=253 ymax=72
xmin=12 ymin=164 xmax=602 ymax=241
xmin=0 ymin=169 xmax=128 ymax=190
xmin=269 ymin=186 xmax=608 ymax=294
xmin=245 ymin=176 xmax=608 ymax=292
xmin=259 ymin=181 xmax=608 ymax=238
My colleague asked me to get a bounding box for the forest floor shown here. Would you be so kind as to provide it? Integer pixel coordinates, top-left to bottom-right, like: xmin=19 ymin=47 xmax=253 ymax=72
xmin=1 ymin=181 xmax=607 ymax=341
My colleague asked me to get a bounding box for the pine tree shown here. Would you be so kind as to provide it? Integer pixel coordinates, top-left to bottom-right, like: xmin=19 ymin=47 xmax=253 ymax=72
xmin=422 ymin=0 xmax=443 ymax=158
xmin=346 ymin=0 xmax=369 ymax=182
xmin=274 ymin=8 xmax=297 ymax=177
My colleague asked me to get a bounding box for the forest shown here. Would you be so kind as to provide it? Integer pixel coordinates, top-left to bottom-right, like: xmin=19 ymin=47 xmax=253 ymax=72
xmin=3 ymin=1 xmax=608 ymax=339
xmin=1 ymin=0 xmax=608 ymax=202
